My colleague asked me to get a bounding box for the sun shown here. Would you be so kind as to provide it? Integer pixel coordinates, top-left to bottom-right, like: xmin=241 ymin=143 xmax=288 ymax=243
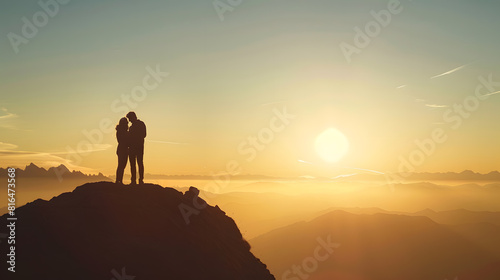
xmin=315 ymin=128 xmax=349 ymax=163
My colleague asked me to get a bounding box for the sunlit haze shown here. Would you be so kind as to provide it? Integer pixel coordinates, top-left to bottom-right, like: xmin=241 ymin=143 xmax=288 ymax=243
xmin=2 ymin=0 xmax=500 ymax=178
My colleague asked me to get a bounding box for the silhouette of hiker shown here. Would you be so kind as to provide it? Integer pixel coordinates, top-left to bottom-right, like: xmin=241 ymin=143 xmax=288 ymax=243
xmin=126 ymin=111 xmax=147 ymax=185
xmin=115 ymin=117 xmax=129 ymax=184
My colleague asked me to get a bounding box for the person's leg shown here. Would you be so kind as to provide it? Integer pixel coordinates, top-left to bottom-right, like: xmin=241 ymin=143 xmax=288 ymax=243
xmin=129 ymin=153 xmax=137 ymax=184
xmin=116 ymin=153 xmax=127 ymax=183
xmin=115 ymin=166 xmax=121 ymax=183
xmin=137 ymin=152 xmax=144 ymax=184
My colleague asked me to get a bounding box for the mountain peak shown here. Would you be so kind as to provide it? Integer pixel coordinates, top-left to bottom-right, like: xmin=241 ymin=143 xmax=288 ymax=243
xmin=57 ymin=163 xmax=70 ymax=171
xmin=47 ymin=164 xmax=70 ymax=174
xmin=23 ymin=162 xmax=47 ymax=175
xmin=25 ymin=162 xmax=45 ymax=170
xmin=0 ymin=182 xmax=275 ymax=280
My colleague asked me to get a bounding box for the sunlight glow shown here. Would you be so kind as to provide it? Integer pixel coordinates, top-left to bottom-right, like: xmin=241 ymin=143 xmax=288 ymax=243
xmin=315 ymin=128 xmax=349 ymax=163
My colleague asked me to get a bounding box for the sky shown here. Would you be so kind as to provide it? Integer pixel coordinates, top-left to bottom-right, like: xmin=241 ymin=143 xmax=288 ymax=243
xmin=1 ymin=0 xmax=500 ymax=177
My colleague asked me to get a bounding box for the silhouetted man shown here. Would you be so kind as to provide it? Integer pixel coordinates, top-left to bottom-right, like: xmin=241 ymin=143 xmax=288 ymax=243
xmin=126 ymin=111 xmax=146 ymax=185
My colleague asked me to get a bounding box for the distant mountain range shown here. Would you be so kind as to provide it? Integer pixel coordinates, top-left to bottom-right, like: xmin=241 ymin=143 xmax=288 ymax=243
xmin=0 ymin=163 xmax=108 ymax=180
xmin=0 ymin=182 xmax=275 ymax=279
xmin=2 ymin=163 xmax=498 ymax=182
xmin=351 ymin=170 xmax=500 ymax=182
xmin=251 ymin=210 xmax=500 ymax=280
xmin=145 ymin=170 xmax=500 ymax=181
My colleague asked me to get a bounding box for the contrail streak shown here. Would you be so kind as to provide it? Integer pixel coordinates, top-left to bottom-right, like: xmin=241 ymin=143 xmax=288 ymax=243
xmin=431 ymin=64 xmax=467 ymax=79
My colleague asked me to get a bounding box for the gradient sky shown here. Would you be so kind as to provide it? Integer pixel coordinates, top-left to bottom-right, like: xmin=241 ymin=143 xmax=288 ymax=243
xmin=1 ymin=0 xmax=500 ymax=177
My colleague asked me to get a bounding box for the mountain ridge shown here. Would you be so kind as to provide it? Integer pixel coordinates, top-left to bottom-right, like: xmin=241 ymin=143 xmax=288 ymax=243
xmin=0 ymin=163 xmax=108 ymax=180
xmin=250 ymin=209 xmax=500 ymax=280
xmin=2 ymin=163 xmax=500 ymax=182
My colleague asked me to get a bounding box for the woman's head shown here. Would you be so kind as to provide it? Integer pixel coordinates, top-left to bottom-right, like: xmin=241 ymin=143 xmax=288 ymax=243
xmin=116 ymin=117 xmax=129 ymax=130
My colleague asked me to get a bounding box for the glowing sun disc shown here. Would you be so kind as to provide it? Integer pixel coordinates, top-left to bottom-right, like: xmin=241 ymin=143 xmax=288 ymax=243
xmin=315 ymin=128 xmax=349 ymax=163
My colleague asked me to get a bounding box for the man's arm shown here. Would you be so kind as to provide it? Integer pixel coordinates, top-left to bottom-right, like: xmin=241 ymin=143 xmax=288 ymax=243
xmin=142 ymin=121 xmax=147 ymax=138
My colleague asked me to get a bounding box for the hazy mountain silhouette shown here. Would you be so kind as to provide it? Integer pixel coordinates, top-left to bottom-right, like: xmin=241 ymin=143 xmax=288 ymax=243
xmin=0 ymin=163 xmax=108 ymax=180
xmin=312 ymin=207 xmax=500 ymax=227
xmin=456 ymin=261 xmax=500 ymax=279
xmin=348 ymin=170 xmax=500 ymax=182
xmin=0 ymin=182 xmax=275 ymax=280
xmin=129 ymin=170 xmax=500 ymax=182
xmin=0 ymin=164 xmax=112 ymax=216
xmin=412 ymin=208 xmax=500 ymax=226
xmin=251 ymin=210 xmax=500 ymax=280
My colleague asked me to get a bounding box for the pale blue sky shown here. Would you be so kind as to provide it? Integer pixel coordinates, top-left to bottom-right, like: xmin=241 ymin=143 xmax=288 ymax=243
xmin=1 ymin=0 xmax=500 ymax=176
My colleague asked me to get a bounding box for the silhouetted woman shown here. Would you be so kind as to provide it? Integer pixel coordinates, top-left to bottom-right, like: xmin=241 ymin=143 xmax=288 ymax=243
xmin=115 ymin=117 xmax=129 ymax=184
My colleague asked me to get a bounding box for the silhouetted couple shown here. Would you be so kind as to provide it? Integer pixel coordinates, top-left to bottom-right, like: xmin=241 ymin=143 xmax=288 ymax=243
xmin=115 ymin=111 xmax=147 ymax=185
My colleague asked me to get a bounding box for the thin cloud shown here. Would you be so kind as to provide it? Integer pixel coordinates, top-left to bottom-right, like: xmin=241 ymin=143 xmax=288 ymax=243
xmin=147 ymin=140 xmax=190 ymax=145
xmin=431 ymin=64 xmax=467 ymax=79
xmin=0 ymin=108 xmax=17 ymax=120
xmin=414 ymin=99 xmax=448 ymax=109
xmin=49 ymin=144 xmax=113 ymax=155
xmin=0 ymin=142 xmax=18 ymax=150
xmin=396 ymin=85 xmax=407 ymax=89
xmin=0 ymin=142 xmax=111 ymax=173
xmin=0 ymin=108 xmax=19 ymax=129
xmin=425 ymin=104 xmax=449 ymax=108
xmin=0 ymin=150 xmax=95 ymax=173
xmin=332 ymin=173 xmax=357 ymax=179
xmin=342 ymin=166 xmax=384 ymax=175
xmin=479 ymin=90 xmax=500 ymax=98
xmin=0 ymin=150 xmax=38 ymax=155
xmin=298 ymin=159 xmax=384 ymax=175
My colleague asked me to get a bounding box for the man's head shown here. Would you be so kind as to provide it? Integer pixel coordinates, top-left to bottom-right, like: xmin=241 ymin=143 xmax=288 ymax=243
xmin=126 ymin=111 xmax=137 ymax=123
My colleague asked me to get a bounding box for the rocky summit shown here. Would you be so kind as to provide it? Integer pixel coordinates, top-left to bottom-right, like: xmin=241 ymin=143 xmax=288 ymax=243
xmin=0 ymin=182 xmax=275 ymax=280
